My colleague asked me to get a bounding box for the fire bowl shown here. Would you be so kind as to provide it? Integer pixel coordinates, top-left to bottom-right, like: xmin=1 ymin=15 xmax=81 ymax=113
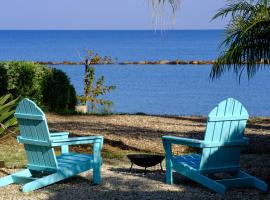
xmin=127 ymin=154 xmax=164 ymax=174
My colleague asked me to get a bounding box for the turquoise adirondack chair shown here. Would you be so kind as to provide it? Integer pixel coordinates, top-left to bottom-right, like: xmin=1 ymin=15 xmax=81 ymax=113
xmin=0 ymin=98 xmax=103 ymax=192
xmin=162 ymin=98 xmax=267 ymax=195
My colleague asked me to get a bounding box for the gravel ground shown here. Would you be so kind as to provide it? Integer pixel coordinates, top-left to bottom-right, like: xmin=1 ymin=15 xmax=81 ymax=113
xmin=0 ymin=162 xmax=269 ymax=200
xmin=47 ymin=114 xmax=270 ymax=154
xmin=0 ymin=114 xmax=270 ymax=199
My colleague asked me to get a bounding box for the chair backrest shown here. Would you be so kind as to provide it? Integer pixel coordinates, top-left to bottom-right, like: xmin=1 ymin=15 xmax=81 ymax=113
xmin=199 ymin=98 xmax=249 ymax=173
xmin=15 ymin=98 xmax=58 ymax=172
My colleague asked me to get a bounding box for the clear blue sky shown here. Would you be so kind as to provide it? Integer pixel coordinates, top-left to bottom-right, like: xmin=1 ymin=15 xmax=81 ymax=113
xmin=1 ymin=0 xmax=230 ymax=30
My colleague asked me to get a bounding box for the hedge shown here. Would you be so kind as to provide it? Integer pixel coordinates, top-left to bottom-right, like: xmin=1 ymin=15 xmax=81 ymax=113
xmin=0 ymin=61 xmax=77 ymax=113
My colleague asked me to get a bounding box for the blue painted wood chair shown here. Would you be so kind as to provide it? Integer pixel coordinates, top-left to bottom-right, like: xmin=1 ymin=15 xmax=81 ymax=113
xmin=162 ymin=98 xmax=268 ymax=195
xmin=0 ymin=98 xmax=103 ymax=192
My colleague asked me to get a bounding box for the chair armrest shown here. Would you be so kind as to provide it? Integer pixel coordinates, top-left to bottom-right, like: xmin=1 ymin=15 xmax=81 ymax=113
xmin=162 ymin=135 xmax=203 ymax=148
xmin=50 ymin=132 xmax=69 ymax=138
xmin=51 ymin=136 xmax=103 ymax=147
xmin=50 ymin=132 xmax=70 ymax=153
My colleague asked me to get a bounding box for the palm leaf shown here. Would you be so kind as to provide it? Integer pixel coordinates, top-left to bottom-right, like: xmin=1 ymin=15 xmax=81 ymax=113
xmin=211 ymin=0 xmax=270 ymax=80
xmin=0 ymin=94 xmax=19 ymax=135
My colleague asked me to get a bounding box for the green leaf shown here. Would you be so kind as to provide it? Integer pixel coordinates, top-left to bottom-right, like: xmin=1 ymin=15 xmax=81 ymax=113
xmin=211 ymin=0 xmax=270 ymax=80
xmin=0 ymin=94 xmax=19 ymax=135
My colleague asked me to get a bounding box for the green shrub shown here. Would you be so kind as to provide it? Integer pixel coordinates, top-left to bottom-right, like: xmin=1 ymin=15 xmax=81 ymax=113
xmin=68 ymin=85 xmax=77 ymax=110
xmin=43 ymin=68 xmax=77 ymax=113
xmin=0 ymin=65 xmax=8 ymax=96
xmin=0 ymin=61 xmax=77 ymax=113
xmin=1 ymin=61 xmax=48 ymax=105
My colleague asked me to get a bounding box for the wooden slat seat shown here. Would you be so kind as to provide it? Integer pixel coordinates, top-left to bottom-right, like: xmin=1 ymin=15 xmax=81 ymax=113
xmin=172 ymin=154 xmax=201 ymax=170
xmin=56 ymin=154 xmax=94 ymax=174
xmin=57 ymin=154 xmax=93 ymax=169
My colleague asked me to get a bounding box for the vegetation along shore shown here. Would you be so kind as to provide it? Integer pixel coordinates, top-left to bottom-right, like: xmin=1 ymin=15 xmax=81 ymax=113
xmin=32 ymin=59 xmax=270 ymax=66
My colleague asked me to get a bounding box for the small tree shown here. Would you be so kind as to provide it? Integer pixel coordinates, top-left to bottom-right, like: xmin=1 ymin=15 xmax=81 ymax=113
xmin=77 ymin=50 xmax=116 ymax=113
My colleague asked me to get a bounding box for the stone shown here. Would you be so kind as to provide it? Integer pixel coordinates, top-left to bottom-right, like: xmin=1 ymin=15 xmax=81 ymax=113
xmin=75 ymin=105 xmax=88 ymax=113
xmin=137 ymin=61 xmax=147 ymax=64
xmin=158 ymin=60 xmax=170 ymax=64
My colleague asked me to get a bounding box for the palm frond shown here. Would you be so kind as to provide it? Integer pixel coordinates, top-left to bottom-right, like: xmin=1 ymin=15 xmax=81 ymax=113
xmin=0 ymin=94 xmax=19 ymax=135
xmin=211 ymin=0 xmax=270 ymax=80
xmin=212 ymin=0 xmax=255 ymax=20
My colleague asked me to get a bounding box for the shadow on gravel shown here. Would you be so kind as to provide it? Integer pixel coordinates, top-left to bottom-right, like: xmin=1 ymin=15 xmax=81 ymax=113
xmin=49 ymin=121 xmax=204 ymax=139
xmin=44 ymin=167 xmax=270 ymax=200
xmin=48 ymin=118 xmax=270 ymax=154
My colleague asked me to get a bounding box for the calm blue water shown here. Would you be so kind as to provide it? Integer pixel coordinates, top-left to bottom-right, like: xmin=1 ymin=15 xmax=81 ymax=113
xmin=1 ymin=30 xmax=269 ymax=116
xmin=0 ymin=30 xmax=223 ymax=61
xmin=53 ymin=64 xmax=270 ymax=116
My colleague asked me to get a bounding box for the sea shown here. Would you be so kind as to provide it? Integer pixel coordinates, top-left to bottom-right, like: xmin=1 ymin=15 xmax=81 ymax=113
xmin=0 ymin=30 xmax=269 ymax=116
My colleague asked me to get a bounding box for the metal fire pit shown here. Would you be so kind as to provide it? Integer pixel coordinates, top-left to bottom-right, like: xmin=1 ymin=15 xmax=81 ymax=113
xmin=127 ymin=154 xmax=164 ymax=174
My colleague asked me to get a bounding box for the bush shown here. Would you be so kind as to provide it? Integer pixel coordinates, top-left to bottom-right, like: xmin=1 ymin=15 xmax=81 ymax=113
xmin=0 ymin=65 xmax=8 ymax=96
xmin=0 ymin=61 xmax=48 ymax=105
xmin=43 ymin=68 xmax=77 ymax=113
xmin=0 ymin=61 xmax=77 ymax=113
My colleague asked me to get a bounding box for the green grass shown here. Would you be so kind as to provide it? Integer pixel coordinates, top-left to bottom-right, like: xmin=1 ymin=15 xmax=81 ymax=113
xmin=0 ymin=143 xmax=27 ymax=168
xmin=0 ymin=137 xmax=134 ymax=168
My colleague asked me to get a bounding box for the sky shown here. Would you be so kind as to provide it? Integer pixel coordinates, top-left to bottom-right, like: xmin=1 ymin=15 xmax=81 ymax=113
xmin=0 ymin=0 xmax=230 ymax=30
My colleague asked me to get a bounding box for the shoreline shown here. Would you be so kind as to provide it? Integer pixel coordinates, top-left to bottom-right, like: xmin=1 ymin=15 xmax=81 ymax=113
xmin=34 ymin=60 xmax=269 ymax=66
xmin=3 ymin=60 xmax=269 ymax=66
xmin=34 ymin=60 xmax=217 ymax=65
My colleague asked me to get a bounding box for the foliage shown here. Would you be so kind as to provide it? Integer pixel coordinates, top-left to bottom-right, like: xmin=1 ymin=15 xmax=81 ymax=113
xmin=151 ymin=0 xmax=179 ymax=13
xmin=0 ymin=61 xmax=77 ymax=113
xmin=77 ymin=51 xmax=116 ymax=113
xmin=0 ymin=65 xmax=8 ymax=96
xmin=150 ymin=0 xmax=180 ymax=27
xmin=91 ymin=53 xmax=102 ymax=64
xmin=81 ymin=49 xmax=114 ymax=64
xmin=43 ymin=68 xmax=77 ymax=113
xmin=0 ymin=61 xmax=48 ymax=105
xmin=210 ymin=0 xmax=270 ymax=80
xmin=0 ymin=94 xmax=19 ymax=135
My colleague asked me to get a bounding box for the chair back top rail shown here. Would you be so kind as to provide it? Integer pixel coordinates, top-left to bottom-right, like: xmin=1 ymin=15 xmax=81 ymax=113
xmin=200 ymin=98 xmax=249 ymax=172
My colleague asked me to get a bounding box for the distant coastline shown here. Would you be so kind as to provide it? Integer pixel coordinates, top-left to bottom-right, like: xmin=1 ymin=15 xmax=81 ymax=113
xmin=33 ymin=60 xmax=269 ymax=66
xmin=34 ymin=60 xmax=217 ymax=65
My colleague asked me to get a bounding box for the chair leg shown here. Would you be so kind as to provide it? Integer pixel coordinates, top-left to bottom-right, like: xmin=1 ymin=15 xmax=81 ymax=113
xmin=164 ymin=141 xmax=173 ymax=184
xmin=237 ymin=171 xmax=268 ymax=192
xmin=22 ymin=172 xmax=67 ymax=192
xmin=177 ymin=167 xmax=226 ymax=195
xmin=129 ymin=163 xmax=133 ymax=173
xmin=165 ymin=161 xmax=173 ymax=184
xmin=0 ymin=174 xmax=14 ymax=187
xmin=93 ymin=162 xmax=101 ymax=185
xmin=93 ymin=143 xmax=102 ymax=185
xmin=160 ymin=162 xmax=164 ymax=172
xmin=194 ymin=173 xmax=226 ymax=195
xmin=0 ymin=169 xmax=32 ymax=187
